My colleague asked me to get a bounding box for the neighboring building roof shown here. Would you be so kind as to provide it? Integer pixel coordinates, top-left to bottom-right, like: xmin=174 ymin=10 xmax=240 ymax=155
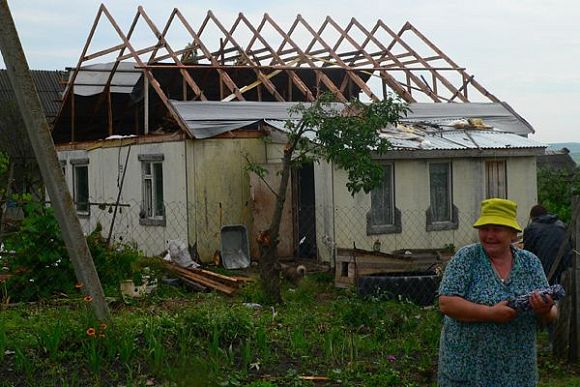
xmin=537 ymin=148 xmax=577 ymax=173
xmin=0 ymin=70 xmax=65 ymax=121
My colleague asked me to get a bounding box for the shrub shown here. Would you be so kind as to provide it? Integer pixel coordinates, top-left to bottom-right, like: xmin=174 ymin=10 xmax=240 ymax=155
xmin=3 ymin=201 xmax=143 ymax=301
xmin=537 ymin=167 xmax=580 ymax=223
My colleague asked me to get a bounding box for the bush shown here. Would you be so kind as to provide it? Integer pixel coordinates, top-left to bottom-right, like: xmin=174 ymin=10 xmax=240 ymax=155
xmin=537 ymin=167 xmax=580 ymax=223
xmin=2 ymin=201 xmax=143 ymax=301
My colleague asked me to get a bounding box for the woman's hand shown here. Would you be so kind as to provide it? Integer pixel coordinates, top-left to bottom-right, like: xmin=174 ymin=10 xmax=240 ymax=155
xmin=530 ymin=292 xmax=558 ymax=322
xmin=440 ymin=296 xmax=517 ymax=323
xmin=488 ymin=300 xmax=517 ymax=323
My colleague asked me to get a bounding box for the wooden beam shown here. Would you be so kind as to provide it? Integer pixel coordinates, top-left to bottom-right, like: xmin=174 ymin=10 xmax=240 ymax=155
xmin=138 ymin=7 xmax=207 ymax=101
xmin=164 ymin=263 xmax=236 ymax=295
xmin=265 ymin=14 xmax=346 ymax=102
xmin=172 ymin=9 xmax=244 ymax=101
xmin=298 ymin=15 xmax=379 ymax=101
xmin=98 ymin=6 xmax=193 ymax=136
xmin=207 ymin=11 xmax=285 ymax=102
xmin=402 ymin=22 xmax=499 ymax=102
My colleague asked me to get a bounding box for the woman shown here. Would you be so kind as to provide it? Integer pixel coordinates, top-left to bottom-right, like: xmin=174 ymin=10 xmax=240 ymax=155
xmin=438 ymin=198 xmax=558 ymax=386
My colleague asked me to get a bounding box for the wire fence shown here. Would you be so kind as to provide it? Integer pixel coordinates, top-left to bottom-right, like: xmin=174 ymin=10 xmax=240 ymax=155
xmin=1 ymin=196 xmax=577 ymax=361
xmin=1 ymin=198 xmax=482 ymax=305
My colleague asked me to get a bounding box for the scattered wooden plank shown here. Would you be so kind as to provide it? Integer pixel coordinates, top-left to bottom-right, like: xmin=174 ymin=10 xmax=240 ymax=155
xmin=299 ymin=376 xmax=330 ymax=382
xmin=230 ymin=275 xmax=255 ymax=283
xmin=193 ymin=268 xmax=240 ymax=287
xmin=164 ymin=263 xmax=236 ymax=296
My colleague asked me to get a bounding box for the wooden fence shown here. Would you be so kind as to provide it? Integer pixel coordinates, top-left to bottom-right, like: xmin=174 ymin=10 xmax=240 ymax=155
xmin=554 ymin=196 xmax=580 ymax=361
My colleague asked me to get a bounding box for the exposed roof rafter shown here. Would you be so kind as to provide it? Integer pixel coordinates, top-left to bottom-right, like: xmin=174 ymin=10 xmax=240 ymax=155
xmin=54 ymin=6 xmax=501 ymax=142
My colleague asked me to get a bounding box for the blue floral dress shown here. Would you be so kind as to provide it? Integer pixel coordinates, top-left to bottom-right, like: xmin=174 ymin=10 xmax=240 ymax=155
xmin=438 ymin=243 xmax=548 ymax=386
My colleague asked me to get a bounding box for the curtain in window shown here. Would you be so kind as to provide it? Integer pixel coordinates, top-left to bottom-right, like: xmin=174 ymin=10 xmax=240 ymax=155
xmin=430 ymin=163 xmax=450 ymax=222
xmin=371 ymin=165 xmax=393 ymax=225
xmin=74 ymin=165 xmax=89 ymax=212
xmin=153 ymin=163 xmax=164 ymax=216
xmin=486 ymin=160 xmax=507 ymax=198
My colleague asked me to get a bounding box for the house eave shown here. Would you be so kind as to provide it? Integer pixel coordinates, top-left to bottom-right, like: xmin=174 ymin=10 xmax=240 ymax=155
xmin=375 ymin=147 xmax=546 ymax=160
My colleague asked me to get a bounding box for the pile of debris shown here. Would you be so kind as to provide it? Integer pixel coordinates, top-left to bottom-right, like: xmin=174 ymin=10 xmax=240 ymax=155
xmin=162 ymin=239 xmax=252 ymax=295
xmin=163 ymin=263 xmax=252 ymax=295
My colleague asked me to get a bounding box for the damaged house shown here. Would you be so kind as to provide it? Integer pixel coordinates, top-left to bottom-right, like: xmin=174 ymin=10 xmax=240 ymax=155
xmin=51 ymin=5 xmax=545 ymax=265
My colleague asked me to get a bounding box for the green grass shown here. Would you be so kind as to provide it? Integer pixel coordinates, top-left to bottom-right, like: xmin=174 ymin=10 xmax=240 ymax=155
xmin=0 ymin=273 xmax=579 ymax=386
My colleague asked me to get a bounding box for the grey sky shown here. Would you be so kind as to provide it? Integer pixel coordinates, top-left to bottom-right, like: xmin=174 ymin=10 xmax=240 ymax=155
xmin=2 ymin=0 xmax=580 ymax=144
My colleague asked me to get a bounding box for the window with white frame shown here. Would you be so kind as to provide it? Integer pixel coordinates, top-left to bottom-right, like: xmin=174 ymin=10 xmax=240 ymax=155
xmin=485 ymin=160 xmax=507 ymax=198
xmin=367 ymin=163 xmax=401 ymax=234
xmin=139 ymin=154 xmax=165 ymax=226
xmin=71 ymin=159 xmax=89 ymax=214
xmin=426 ymin=161 xmax=458 ymax=231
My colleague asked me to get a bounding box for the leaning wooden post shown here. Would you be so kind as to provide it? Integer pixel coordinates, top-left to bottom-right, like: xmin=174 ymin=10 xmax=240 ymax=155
xmin=0 ymin=0 xmax=110 ymax=321
xmin=573 ymin=197 xmax=580 ymax=361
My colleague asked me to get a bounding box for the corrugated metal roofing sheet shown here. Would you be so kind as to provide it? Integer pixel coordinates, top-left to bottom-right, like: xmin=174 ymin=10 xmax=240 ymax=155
xmin=0 ymin=70 xmax=65 ymax=119
xmin=169 ymin=100 xmax=544 ymax=150
xmin=70 ymin=62 xmax=141 ymax=96
xmin=404 ymin=102 xmax=534 ymax=136
xmin=387 ymin=129 xmax=545 ymax=151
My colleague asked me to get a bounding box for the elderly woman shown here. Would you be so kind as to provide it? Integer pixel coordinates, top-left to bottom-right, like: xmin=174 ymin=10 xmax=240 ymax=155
xmin=438 ymin=198 xmax=558 ymax=386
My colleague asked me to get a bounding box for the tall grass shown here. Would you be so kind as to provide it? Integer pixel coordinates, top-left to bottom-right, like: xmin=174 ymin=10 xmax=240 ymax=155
xmin=0 ymin=275 xmax=577 ymax=386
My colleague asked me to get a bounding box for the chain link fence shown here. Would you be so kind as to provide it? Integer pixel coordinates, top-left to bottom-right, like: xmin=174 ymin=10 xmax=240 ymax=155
xmin=1 ymin=196 xmax=577 ymax=362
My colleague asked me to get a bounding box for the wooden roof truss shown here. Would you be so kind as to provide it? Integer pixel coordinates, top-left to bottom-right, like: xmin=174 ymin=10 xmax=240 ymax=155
xmin=60 ymin=5 xmax=500 ymax=139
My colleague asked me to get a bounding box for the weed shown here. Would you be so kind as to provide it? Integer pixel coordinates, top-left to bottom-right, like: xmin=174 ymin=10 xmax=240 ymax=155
xmin=36 ymin=321 xmax=65 ymax=361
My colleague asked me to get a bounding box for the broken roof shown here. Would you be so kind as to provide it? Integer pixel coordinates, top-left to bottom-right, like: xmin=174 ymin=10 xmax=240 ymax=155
xmin=53 ymin=5 xmax=521 ymax=144
xmin=171 ymin=100 xmax=536 ymax=139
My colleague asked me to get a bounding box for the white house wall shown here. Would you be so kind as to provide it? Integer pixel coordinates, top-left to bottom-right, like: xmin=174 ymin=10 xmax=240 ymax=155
xmin=58 ymin=140 xmax=188 ymax=256
xmin=325 ymin=155 xmax=538 ymax=262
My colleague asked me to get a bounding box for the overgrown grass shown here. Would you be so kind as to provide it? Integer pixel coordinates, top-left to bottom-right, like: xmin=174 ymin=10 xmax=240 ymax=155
xmin=1 ymin=273 xmax=579 ymax=386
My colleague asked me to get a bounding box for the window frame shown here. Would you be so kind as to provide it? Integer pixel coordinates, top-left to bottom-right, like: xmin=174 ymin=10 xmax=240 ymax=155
xmin=138 ymin=154 xmax=165 ymax=227
xmin=70 ymin=158 xmax=89 ymax=216
xmin=366 ymin=163 xmax=401 ymax=235
xmin=426 ymin=161 xmax=458 ymax=231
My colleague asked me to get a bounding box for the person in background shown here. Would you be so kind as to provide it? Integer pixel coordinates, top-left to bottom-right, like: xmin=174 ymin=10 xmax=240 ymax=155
xmin=523 ymin=204 xmax=571 ymax=284
xmin=438 ymin=198 xmax=557 ymax=386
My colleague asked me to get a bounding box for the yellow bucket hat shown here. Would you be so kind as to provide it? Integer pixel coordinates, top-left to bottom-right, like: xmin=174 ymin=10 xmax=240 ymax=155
xmin=473 ymin=198 xmax=522 ymax=232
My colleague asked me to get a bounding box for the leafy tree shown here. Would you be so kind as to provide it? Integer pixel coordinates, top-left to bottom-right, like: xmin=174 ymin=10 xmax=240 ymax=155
xmin=248 ymin=93 xmax=408 ymax=303
xmin=537 ymin=167 xmax=580 ymax=223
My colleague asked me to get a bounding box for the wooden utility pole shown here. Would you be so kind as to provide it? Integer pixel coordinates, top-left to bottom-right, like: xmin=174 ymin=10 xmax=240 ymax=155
xmin=0 ymin=0 xmax=109 ymax=321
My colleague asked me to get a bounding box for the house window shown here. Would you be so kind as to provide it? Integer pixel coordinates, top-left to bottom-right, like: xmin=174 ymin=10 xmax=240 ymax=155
xmin=59 ymin=160 xmax=66 ymax=177
xmin=485 ymin=160 xmax=507 ymax=198
xmin=71 ymin=159 xmax=89 ymax=214
xmin=367 ymin=163 xmax=401 ymax=235
xmin=426 ymin=162 xmax=458 ymax=231
xmin=139 ymin=154 xmax=165 ymax=226
xmin=429 ymin=162 xmax=451 ymax=222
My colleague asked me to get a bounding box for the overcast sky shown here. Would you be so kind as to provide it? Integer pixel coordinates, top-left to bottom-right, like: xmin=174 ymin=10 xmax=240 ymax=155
xmin=2 ymin=0 xmax=580 ymax=144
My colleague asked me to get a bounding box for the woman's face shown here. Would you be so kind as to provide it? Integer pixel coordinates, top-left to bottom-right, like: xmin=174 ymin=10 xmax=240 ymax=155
xmin=478 ymin=225 xmax=517 ymax=258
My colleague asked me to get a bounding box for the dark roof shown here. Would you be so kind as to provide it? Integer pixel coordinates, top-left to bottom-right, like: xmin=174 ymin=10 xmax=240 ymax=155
xmin=537 ymin=148 xmax=577 ymax=173
xmin=0 ymin=70 xmax=65 ymax=121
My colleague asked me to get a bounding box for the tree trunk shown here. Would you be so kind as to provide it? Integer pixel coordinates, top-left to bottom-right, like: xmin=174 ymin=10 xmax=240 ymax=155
xmin=258 ymin=148 xmax=293 ymax=303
